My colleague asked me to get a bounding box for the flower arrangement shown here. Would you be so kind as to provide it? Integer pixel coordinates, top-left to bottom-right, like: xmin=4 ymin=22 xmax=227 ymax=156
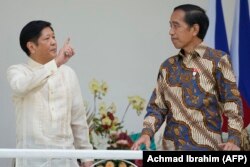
xmin=92 ymin=101 xmax=122 ymax=137
xmin=93 ymin=160 xmax=136 ymax=167
xmin=108 ymin=131 xmax=134 ymax=150
xmin=85 ymin=79 xmax=145 ymax=151
xmin=85 ymin=79 xmax=145 ymax=143
xmin=121 ymin=96 xmax=145 ymax=123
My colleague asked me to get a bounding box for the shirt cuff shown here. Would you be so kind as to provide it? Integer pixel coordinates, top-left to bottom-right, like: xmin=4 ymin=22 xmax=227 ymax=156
xmin=227 ymin=136 xmax=241 ymax=146
xmin=141 ymin=128 xmax=154 ymax=138
xmin=227 ymin=130 xmax=241 ymax=147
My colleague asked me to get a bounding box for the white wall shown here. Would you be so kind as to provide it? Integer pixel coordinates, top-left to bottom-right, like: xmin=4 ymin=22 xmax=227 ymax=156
xmin=0 ymin=0 xmax=236 ymax=166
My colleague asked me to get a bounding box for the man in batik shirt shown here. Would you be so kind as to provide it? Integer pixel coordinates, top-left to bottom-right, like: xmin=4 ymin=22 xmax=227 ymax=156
xmin=132 ymin=4 xmax=243 ymax=151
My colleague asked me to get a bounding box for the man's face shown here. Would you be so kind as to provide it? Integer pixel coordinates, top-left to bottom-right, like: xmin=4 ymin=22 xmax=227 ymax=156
xmin=169 ymin=9 xmax=196 ymax=50
xmin=32 ymin=27 xmax=57 ymax=63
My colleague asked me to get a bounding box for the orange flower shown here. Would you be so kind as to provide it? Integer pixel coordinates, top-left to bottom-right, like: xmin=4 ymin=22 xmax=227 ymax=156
xmin=105 ymin=161 xmax=115 ymax=167
xmin=118 ymin=161 xmax=127 ymax=167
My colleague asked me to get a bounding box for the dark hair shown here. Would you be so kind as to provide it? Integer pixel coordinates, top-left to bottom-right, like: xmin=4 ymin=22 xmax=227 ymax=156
xmin=19 ymin=20 xmax=53 ymax=56
xmin=174 ymin=4 xmax=209 ymax=40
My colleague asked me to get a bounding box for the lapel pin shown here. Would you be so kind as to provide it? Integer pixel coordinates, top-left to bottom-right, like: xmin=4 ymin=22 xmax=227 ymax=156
xmin=192 ymin=68 xmax=199 ymax=78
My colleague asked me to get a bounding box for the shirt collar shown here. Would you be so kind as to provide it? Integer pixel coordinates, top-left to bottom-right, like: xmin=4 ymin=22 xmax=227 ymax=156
xmin=178 ymin=42 xmax=207 ymax=59
xmin=27 ymin=57 xmax=43 ymax=68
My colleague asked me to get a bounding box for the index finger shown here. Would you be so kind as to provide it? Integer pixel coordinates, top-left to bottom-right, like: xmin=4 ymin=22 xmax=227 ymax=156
xmin=64 ymin=37 xmax=70 ymax=46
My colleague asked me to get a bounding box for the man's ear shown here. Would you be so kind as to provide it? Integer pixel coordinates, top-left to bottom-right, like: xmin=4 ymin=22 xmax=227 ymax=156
xmin=192 ymin=24 xmax=200 ymax=37
xmin=26 ymin=41 xmax=36 ymax=55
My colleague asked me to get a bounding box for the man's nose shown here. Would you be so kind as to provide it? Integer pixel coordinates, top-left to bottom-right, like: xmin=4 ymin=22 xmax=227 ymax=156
xmin=169 ymin=28 xmax=174 ymax=35
xmin=51 ymin=38 xmax=57 ymax=45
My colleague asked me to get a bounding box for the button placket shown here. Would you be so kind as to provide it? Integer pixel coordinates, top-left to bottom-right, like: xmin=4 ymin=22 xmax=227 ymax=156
xmin=48 ymin=79 xmax=57 ymax=129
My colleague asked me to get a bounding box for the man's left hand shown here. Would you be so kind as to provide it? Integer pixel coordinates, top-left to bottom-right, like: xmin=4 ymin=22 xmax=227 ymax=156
xmin=218 ymin=142 xmax=240 ymax=151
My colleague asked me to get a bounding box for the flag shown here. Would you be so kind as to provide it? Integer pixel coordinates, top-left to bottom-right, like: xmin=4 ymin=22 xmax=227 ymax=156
xmin=205 ymin=0 xmax=229 ymax=54
xmin=204 ymin=0 xmax=229 ymax=132
xmin=230 ymin=0 xmax=250 ymax=129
